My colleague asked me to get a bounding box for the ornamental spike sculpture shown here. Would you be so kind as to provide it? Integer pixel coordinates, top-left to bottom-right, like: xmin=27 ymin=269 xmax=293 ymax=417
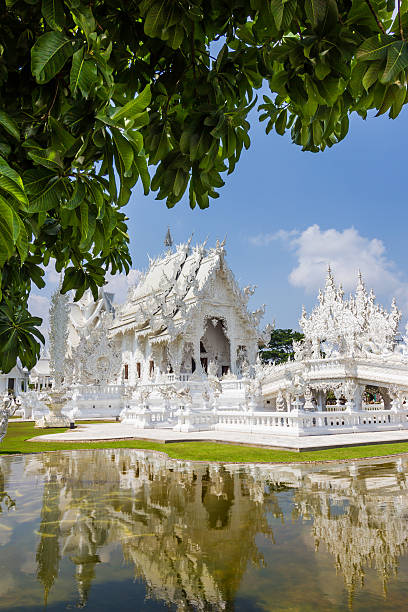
xmin=49 ymin=284 xmax=70 ymax=389
xmin=164 ymin=227 xmax=173 ymax=249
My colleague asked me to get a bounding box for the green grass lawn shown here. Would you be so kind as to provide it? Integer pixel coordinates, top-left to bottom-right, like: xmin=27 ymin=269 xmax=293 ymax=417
xmin=2 ymin=421 xmax=408 ymax=464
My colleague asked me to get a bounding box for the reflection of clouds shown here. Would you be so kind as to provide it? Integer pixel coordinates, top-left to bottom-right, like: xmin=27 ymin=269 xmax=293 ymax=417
xmin=0 ymin=568 xmax=15 ymax=595
xmin=0 ymin=529 xmax=11 ymax=547
xmin=20 ymin=552 xmax=36 ymax=575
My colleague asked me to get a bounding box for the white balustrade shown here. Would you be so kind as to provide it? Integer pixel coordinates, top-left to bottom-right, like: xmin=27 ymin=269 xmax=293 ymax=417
xmin=214 ymin=408 xmax=408 ymax=435
xmin=324 ymin=405 xmax=346 ymax=412
xmin=73 ymin=385 xmax=123 ymax=399
xmin=166 ymin=373 xmax=190 ymax=383
xmin=363 ymin=403 xmax=385 ymax=411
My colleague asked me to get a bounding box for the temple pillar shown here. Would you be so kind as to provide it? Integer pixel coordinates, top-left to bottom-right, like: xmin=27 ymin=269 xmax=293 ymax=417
xmin=229 ymin=339 xmax=237 ymax=375
xmin=354 ymin=384 xmax=364 ymax=411
xmin=168 ymin=339 xmax=182 ymax=376
xmin=193 ymin=336 xmax=202 ymax=375
xmin=316 ymin=390 xmax=325 ymax=412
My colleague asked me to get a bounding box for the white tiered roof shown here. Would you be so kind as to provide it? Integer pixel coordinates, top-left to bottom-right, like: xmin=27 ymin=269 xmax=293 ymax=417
xmin=110 ymin=239 xmax=261 ymax=340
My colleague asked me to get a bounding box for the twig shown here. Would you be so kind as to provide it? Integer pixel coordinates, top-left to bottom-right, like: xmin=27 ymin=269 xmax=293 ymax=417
xmin=41 ymin=82 xmax=59 ymax=120
xmin=398 ymin=0 xmax=405 ymax=41
xmin=364 ymin=0 xmax=386 ymax=34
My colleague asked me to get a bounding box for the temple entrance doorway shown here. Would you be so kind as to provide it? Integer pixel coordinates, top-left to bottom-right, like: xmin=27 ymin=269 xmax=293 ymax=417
xmin=200 ymin=318 xmax=231 ymax=377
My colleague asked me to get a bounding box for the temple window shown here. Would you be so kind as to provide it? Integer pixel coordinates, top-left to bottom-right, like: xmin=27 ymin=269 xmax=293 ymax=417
xmin=149 ymin=360 xmax=154 ymax=376
xmin=124 ymin=364 xmax=129 ymax=380
xmin=136 ymin=362 xmax=141 ymax=378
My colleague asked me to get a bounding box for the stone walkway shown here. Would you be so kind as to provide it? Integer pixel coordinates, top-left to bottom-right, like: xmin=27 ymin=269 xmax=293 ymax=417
xmin=29 ymin=423 xmax=408 ymax=452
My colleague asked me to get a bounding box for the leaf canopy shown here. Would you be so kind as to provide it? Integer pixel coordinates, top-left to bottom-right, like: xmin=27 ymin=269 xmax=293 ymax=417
xmin=0 ymin=0 xmax=407 ymax=372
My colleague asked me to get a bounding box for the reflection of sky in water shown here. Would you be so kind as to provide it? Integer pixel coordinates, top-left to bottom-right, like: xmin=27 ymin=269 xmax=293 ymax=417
xmin=1 ymin=451 xmax=408 ymax=611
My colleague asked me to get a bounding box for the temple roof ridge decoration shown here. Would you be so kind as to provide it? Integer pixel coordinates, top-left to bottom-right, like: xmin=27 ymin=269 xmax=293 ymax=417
xmin=110 ymin=238 xmax=262 ymax=342
xmin=296 ymin=270 xmax=402 ymax=360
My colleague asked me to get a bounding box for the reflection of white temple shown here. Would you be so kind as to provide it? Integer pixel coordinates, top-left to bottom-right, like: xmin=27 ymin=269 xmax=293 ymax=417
xmin=21 ymin=450 xmax=408 ymax=608
xmin=27 ymin=450 xmax=274 ymax=609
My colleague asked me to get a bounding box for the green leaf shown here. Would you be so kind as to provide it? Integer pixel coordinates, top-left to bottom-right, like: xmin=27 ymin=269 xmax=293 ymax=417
xmin=357 ymin=35 xmax=394 ymax=62
xmin=0 ymin=302 xmax=44 ymax=372
xmin=0 ymin=110 xmax=19 ymax=141
xmin=362 ymin=61 xmax=382 ymax=90
xmin=80 ymin=201 xmax=88 ymax=241
xmin=85 ymin=178 xmax=104 ymax=214
xmin=275 ymin=109 xmax=287 ymax=135
xmin=381 ymin=41 xmax=408 ymax=83
xmin=48 ymin=116 xmax=75 ymax=152
xmin=14 ymin=213 xmax=28 ymax=262
xmin=112 ymin=128 xmax=134 ymax=175
xmin=28 ymin=176 xmax=65 ymax=212
xmin=0 ymin=156 xmax=28 ymax=207
xmin=31 ymin=31 xmax=74 ymax=84
xmin=23 ymin=168 xmax=55 ymax=194
xmin=111 ymin=85 xmax=151 ymax=122
xmin=41 ymin=0 xmax=66 ymax=31
xmin=27 ymin=149 xmax=63 ymax=171
xmin=144 ymin=1 xmax=168 ymax=38
xmin=64 ymin=180 xmax=86 ymax=209
xmin=315 ymin=62 xmax=331 ymax=80
xmin=0 ymin=196 xmax=15 ymax=265
xmin=305 ymin=0 xmax=338 ymax=33
xmin=70 ymin=47 xmax=98 ymax=98
xmin=135 ymin=155 xmax=150 ymax=195
xmin=167 ymin=25 xmax=184 ymax=49
xmin=70 ymin=5 xmax=96 ymax=38
xmin=270 ymin=0 xmax=284 ymax=29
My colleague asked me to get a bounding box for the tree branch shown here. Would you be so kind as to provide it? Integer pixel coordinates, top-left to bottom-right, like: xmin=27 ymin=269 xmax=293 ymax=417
xmin=364 ymin=0 xmax=386 ymax=34
xmin=398 ymin=0 xmax=405 ymax=41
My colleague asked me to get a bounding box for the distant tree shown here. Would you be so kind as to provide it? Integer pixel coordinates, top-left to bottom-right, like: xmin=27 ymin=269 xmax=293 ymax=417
xmin=1 ymin=0 xmax=408 ymax=371
xmin=260 ymin=328 xmax=304 ymax=364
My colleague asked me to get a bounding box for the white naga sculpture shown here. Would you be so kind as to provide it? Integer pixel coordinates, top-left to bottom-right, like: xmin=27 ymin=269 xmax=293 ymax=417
xmin=0 ymin=394 xmax=21 ymax=443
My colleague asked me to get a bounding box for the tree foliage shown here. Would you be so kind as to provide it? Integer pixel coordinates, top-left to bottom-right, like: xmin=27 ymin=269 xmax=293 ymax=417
xmin=261 ymin=328 xmax=304 ymax=363
xmin=1 ymin=0 xmax=407 ymax=371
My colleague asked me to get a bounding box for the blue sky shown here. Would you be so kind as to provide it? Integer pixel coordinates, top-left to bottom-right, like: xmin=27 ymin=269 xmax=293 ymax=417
xmin=30 ymin=105 xmax=408 ymax=335
xmin=121 ymin=105 xmax=408 ymax=329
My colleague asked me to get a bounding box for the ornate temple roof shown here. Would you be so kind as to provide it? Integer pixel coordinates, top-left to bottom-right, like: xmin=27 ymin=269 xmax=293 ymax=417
xmin=296 ymin=269 xmax=401 ymax=359
xmin=110 ymin=239 xmax=262 ymax=340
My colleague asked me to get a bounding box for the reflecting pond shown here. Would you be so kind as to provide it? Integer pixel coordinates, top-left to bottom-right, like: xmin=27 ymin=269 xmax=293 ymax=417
xmin=1 ymin=450 xmax=408 ymax=611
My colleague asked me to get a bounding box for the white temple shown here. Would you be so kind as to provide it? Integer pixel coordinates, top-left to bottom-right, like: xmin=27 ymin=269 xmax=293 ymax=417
xmin=12 ymin=236 xmax=408 ymax=438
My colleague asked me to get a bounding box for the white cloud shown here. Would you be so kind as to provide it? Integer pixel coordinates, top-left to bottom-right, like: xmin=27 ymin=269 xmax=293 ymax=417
xmin=104 ymin=269 xmax=142 ymax=304
xmin=28 ymin=294 xmax=51 ymax=345
xmin=251 ymin=224 xmax=408 ymax=309
xmin=248 ymin=229 xmax=298 ymax=246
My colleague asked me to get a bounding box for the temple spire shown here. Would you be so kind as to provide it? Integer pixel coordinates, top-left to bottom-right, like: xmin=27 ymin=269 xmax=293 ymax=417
xmin=164 ymin=227 xmax=173 ymax=250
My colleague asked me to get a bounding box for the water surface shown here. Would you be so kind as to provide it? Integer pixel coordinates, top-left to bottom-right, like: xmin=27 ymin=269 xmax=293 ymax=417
xmin=1 ymin=449 xmax=408 ymax=611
